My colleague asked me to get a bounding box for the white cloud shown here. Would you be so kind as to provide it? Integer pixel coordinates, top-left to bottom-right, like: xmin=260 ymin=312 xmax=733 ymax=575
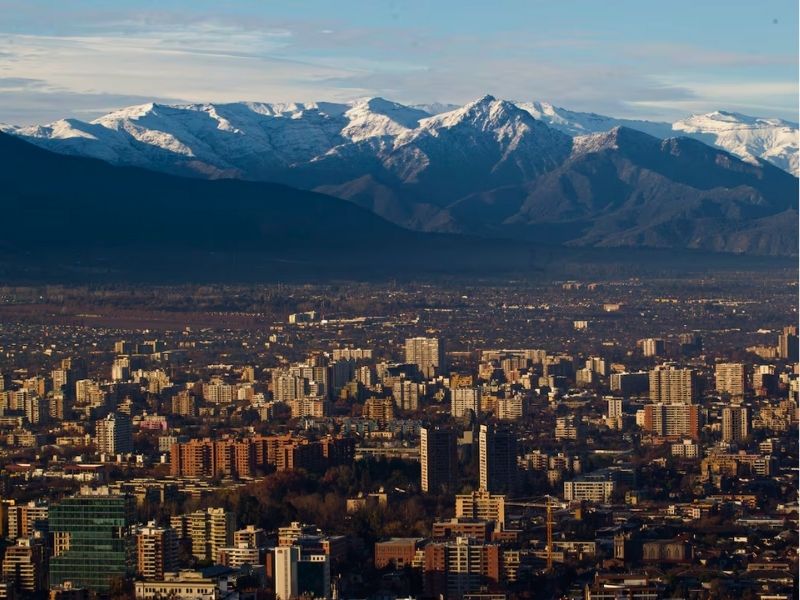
xmin=0 ymin=14 xmax=796 ymax=125
xmin=0 ymin=23 xmax=373 ymax=124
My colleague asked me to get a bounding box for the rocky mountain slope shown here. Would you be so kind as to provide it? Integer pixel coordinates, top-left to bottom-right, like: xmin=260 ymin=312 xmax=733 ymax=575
xmin=3 ymin=96 xmax=797 ymax=255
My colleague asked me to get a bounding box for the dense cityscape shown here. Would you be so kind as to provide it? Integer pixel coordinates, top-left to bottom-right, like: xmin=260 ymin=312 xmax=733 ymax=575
xmin=0 ymin=1 xmax=797 ymax=600
xmin=0 ymin=276 xmax=795 ymax=600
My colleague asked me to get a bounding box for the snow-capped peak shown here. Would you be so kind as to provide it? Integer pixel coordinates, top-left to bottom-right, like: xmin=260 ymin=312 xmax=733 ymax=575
xmin=91 ymin=102 xmax=159 ymax=125
xmin=417 ymin=95 xmax=533 ymax=133
xmin=570 ymin=126 xmax=660 ymax=156
xmin=674 ymin=110 xmax=798 ymax=174
xmin=6 ymin=96 xmax=798 ymax=178
xmin=677 ymin=110 xmax=797 ymax=130
xmin=341 ymin=97 xmax=429 ymax=141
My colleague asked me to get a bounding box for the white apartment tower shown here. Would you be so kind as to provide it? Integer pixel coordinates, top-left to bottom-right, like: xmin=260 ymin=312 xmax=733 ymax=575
xmin=96 ymin=412 xmax=133 ymax=455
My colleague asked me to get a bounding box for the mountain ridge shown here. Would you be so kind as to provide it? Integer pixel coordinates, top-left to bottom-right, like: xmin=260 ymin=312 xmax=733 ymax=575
xmin=2 ymin=97 xmax=797 ymax=256
xmin=5 ymin=96 xmax=796 ymax=175
xmin=0 ymin=131 xmax=793 ymax=284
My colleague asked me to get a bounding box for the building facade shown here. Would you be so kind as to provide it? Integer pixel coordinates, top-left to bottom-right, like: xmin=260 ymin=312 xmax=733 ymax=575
xmin=48 ymin=489 xmax=135 ymax=592
xmin=420 ymin=426 xmax=458 ymax=494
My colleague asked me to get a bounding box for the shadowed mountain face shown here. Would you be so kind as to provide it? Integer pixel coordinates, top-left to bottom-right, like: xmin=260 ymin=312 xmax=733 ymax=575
xmin=447 ymin=127 xmax=799 ymax=255
xmin=0 ymin=131 xmax=795 ymax=285
xmin=5 ymin=96 xmax=797 ymax=256
xmin=0 ymin=131 xmax=402 ymax=251
xmin=0 ymin=131 xmax=562 ymax=281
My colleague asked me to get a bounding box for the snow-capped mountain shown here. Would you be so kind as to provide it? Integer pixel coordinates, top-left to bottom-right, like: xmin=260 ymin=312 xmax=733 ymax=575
xmin=673 ymin=110 xmax=798 ymax=176
xmin=5 ymin=97 xmax=434 ymax=180
xmin=516 ymin=102 xmax=798 ymax=176
xmin=291 ymin=96 xmax=574 ymax=230
xmin=4 ymin=95 xmax=797 ymax=255
xmin=367 ymin=96 xmax=568 ymax=185
xmin=8 ymin=96 xmax=797 ymax=178
xmin=516 ymin=101 xmax=674 ymax=139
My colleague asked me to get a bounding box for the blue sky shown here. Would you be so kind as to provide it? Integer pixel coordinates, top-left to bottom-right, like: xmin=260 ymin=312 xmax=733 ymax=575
xmin=0 ymin=0 xmax=796 ymax=125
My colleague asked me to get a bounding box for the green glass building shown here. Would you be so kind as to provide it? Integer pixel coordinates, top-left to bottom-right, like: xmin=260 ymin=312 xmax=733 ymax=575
xmin=48 ymin=490 xmax=135 ymax=592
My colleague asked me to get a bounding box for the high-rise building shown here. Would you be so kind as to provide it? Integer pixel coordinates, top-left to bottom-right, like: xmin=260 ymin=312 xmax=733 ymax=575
xmin=423 ymin=537 xmax=501 ymax=599
xmin=135 ymin=523 xmax=179 ymax=580
xmin=23 ymin=376 xmax=47 ymax=397
xmin=49 ymin=394 xmax=69 ymax=421
xmin=272 ymin=371 xmax=307 ymax=403
xmin=585 ymin=356 xmax=608 ymax=376
xmin=405 ymin=337 xmax=446 ymax=379
xmin=287 ymin=396 xmax=329 ymax=419
xmin=752 ymin=364 xmax=778 ymax=395
xmin=497 ymin=395 xmax=525 ymax=421
xmin=610 ymin=372 xmax=650 ymax=396
xmin=234 ymin=525 xmax=267 ymax=549
xmin=641 ymin=338 xmax=666 ymax=357
xmin=715 ymin=363 xmax=747 ymax=398
xmin=49 ymin=488 xmax=135 ymax=592
xmin=274 ymin=546 xmax=300 ymax=600
xmin=202 ymin=379 xmax=235 ymax=404
xmin=332 ymin=348 xmax=373 ymax=361
xmin=392 ymin=379 xmax=421 ymax=411
xmin=51 ymin=368 xmax=71 ymax=395
xmin=362 ymin=397 xmax=395 ymax=424
xmin=606 ymin=397 xmax=624 ymax=429
xmin=217 ymin=543 xmax=260 ymax=568
xmin=451 ymin=387 xmax=480 ymax=418
xmin=75 ymin=379 xmax=104 ymax=406
xmin=2 ymin=537 xmax=47 ymax=593
xmin=95 ymin=412 xmax=133 ymax=455
xmin=454 ymin=490 xmax=506 ymax=528
xmin=575 ymin=367 xmax=597 ymax=387
xmin=722 ymin=406 xmax=751 ymax=443
xmin=7 ymin=501 xmax=48 ymax=540
xmin=241 ymin=365 xmax=256 ymax=383
xmin=479 ymin=424 xmax=517 ymax=493
xmin=643 ymin=403 xmax=700 ymax=439
xmin=420 ymin=426 xmax=458 ymax=494
xmin=170 ymin=508 xmax=234 ymax=562
xmin=355 ymin=365 xmax=375 ymax=387
xmin=22 ymin=395 xmax=49 ymax=425
xmin=171 ymin=390 xmax=198 ymax=417
xmin=298 ymin=548 xmax=331 ymax=600
xmin=111 ymin=357 xmax=131 ymax=382
xmin=275 ymin=542 xmax=331 ymax=600
xmin=649 ymin=366 xmax=697 ymax=405
xmin=555 ymin=415 xmax=580 ymax=441
xmin=328 ymin=359 xmax=355 ymax=398
xmin=170 ymin=438 xmax=255 ymax=478
xmin=777 ymin=326 xmax=799 ymax=361
xmin=114 ymin=341 xmax=134 ymax=355
xmin=563 ymin=477 xmax=616 ymax=503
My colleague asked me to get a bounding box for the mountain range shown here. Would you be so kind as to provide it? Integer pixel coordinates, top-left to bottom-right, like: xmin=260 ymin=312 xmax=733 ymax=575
xmin=0 ymin=131 xmax=791 ymax=283
xmin=2 ymin=95 xmax=797 ymax=256
xmin=0 ymin=130 xmax=535 ymax=281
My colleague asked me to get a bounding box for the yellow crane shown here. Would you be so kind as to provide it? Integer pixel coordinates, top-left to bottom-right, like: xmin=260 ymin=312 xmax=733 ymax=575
xmin=506 ymin=494 xmax=564 ymax=571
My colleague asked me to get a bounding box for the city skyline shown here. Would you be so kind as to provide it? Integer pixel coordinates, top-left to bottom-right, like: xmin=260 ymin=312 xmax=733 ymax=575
xmin=0 ymin=3 xmax=796 ymax=599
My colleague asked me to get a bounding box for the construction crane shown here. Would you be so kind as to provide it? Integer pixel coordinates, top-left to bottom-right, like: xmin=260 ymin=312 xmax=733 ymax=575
xmin=506 ymin=494 xmax=565 ymax=571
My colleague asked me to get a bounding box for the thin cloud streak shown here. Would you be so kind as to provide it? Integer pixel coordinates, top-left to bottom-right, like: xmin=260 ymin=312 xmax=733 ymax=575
xmin=0 ymin=12 xmax=796 ymax=125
